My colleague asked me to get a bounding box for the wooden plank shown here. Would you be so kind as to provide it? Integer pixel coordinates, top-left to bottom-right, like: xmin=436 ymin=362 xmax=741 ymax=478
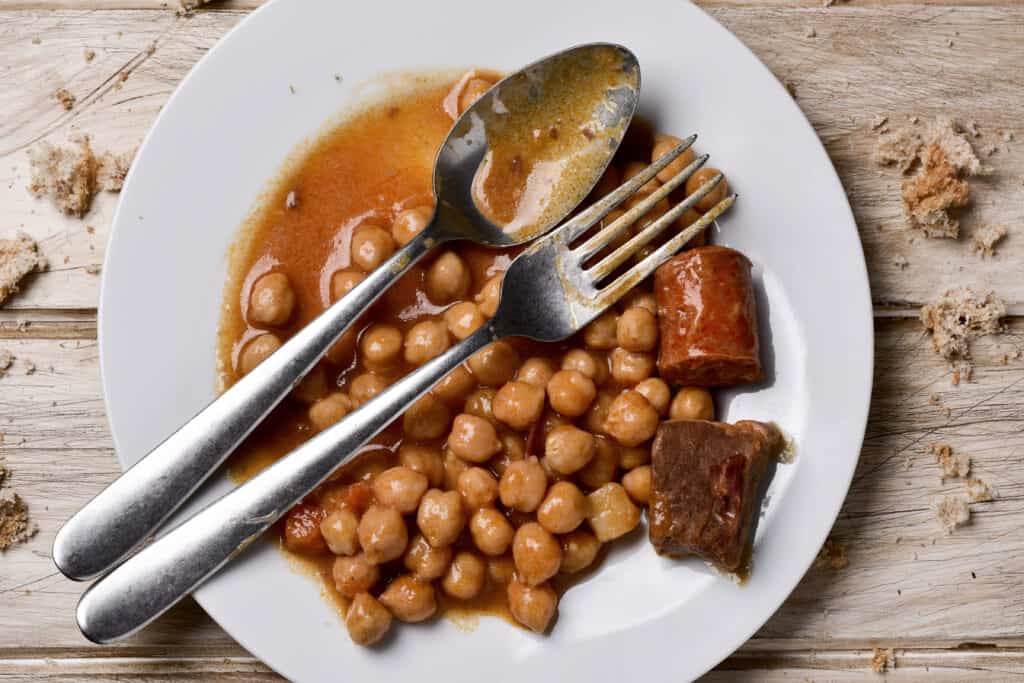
xmin=1 ymin=7 xmax=1023 ymax=311
xmin=2 ymin=647 xmax=1024 ymax=680
xmin=1 ymin=318 xmax=1022 ymax=654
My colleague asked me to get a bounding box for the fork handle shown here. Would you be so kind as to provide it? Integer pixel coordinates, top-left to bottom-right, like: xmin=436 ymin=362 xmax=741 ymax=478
xmin=76 ymin=321 xmax=496 ymax=643
xmin=53 ymin=224 xmax=442 ymax=582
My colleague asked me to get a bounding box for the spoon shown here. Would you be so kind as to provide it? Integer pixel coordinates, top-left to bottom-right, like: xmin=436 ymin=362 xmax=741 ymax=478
xmin=53 ymin=43 xmax=640 ymax=582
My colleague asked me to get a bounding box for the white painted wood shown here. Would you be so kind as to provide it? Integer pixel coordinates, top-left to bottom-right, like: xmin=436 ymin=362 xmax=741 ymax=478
xmin=1 ymin=7 xmax=1023 ymax=309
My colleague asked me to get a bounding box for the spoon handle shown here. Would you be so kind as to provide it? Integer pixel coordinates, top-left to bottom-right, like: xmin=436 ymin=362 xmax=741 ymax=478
xmin=53 ymin=224 xmax=441 ymax=582
xmin=76 ymin=321 xmax=496 ymax=644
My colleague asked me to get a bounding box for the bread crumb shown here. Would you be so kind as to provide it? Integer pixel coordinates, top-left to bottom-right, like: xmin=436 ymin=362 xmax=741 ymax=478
xmin=902 ymin=142 xmax=970 ymax=238
xmin=0 ymin=459 xmax=38 ymax=552
xmin=27 ymin=136 xmax=135 ymax=216
xmin=54 ymin=88 xmax=76 ymax=111
xmin=0 ymin=232 xmax=45 ymax=306
xmin=933 ymin=495 xmax=970 ymax=534
xmin=178 ymin=0 xmax=210 ymax=11
xmin=0 ymin=349 xmax=12 ymax=377
xmin=85 ymin=264 xmax=102 ymax=275
xmin=893 ymin=255 xmax=909 ymax=269
xmin=96 ymin=148 xmax=136 ymax=192
xmin=84 ymin=48 xmax=95 ymax=62
xmin=804 ymin=26 xmax=817 ymax=38
xmin=875 ymin=127 xmax=922 ymax=173
xmin=930 ymin=443 xmax=970 ymax=480
xmin=966 ymin=478 xmax=995 ymax=503
xmin=1004 ymin=131 xmax=1015 ymax=143
xmin=920 ymin=288 xmax=1006 ymax=375
xmin=971 ymin=224 xmax=1008 ymax=258
xmin=815 ymin=538 xmax=848 ymax=570
xmin=871 ymin=648 xmax=893 ymax=673
xmin=23 ymin=360 xmax=35 ymax=375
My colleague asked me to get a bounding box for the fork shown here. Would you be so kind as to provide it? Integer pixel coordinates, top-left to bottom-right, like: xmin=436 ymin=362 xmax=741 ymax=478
xmin=75 ymin=138 xmax=735 ymax=643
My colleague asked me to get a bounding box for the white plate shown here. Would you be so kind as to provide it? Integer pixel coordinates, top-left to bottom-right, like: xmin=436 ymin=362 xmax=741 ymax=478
xmin=98 ymin=0 xmax=873 ymax=680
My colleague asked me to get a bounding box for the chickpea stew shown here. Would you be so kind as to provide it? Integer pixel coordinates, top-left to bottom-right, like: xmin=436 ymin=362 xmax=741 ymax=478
xmin=219 ymin=72 xmax=733 ymax=646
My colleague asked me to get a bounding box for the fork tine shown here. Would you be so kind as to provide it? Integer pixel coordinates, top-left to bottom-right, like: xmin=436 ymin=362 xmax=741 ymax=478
xmin=574 ymin=154 xmax=709 ymax=263
xmin=587 ymin=171 xmax=724 ymax=282
xmin=559 ymin=135 xmax=697 ymax=244
xmin=595 ymin=193 xmax=737 ymax=309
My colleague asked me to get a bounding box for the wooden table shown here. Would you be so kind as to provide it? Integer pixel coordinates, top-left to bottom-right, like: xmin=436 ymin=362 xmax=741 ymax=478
xmin=2 ymin=0 xmax=1023 ymax=679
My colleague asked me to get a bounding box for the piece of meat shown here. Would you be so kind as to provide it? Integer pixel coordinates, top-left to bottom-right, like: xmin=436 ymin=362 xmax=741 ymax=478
xmin=653 ymin=246 xmax=762 ymax=387
xmin=649 ymin=419 xmax=782 ymax=573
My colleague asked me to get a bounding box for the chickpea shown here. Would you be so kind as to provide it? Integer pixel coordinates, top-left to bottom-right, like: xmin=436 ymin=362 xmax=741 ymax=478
xmin=498 ymin=456 xmax=548 ymax=512
xmin=622 ymin=465 xmax=652 ymax=505
xmin=320 ymin=508 xmax=360 ymax=556
xmin=488 ymin=555 xmax=516 ymax=585
xmin=561 ymin=349 xmax=608 ymax=386
xmin=619 ymin=445 xmax=651 ymax=470
xmin=372 ymin=466 xmax=428 ymax=514
xmin=492 ymin=381 xmax=545 ymax=430
xmin=330 ymin=269 xmax=365 ymax=302
xmin=577 ymin=437 xmax=619 ymax=490
xmin=402 ymin=394 xmax=452 ymax=440
xmin=468 ymin=341 xmax=520 ymax=386
xmin=626 ymin=195 xmax=670 ymax=233
xmin=444 ymin=414 xmax=500 ymax=465
xmin=308 ymin=392 xmax=352 ymax=432
xmin=543 ymin=425 xmax=596 ymax=475
xmin=457 ymin=467 xmax=499 ymax=510
xmin=469 ymin=507 xmax=515 ymax=556
xmin=582 ymin=312 xmax=619 ymax=350
xmin=444 ymin=301 xmax=486 ymax=340
xmin=517 ymin=357 xmax=556 ymax=388
xmin=238 ymin=333 xmax=282 ymax=375
xmin=458 ymin=77 xmax=493 ymax=114
xmin=391 ymin=206 xmax=432 ymax=246
xmin=345 ymin=592 xmax=392 ymax=646
xmin=586 ymin=482 xmax=641 ymax=542
xmin=491 ymin=432 xmax=526 ymax=476
xmin=582 ymin=391 xmax=615 ymax=436
xmin=622 ymin=289 xmax=658 ymax=315
xmin=616 ymin=307 xmax=658 ymax=352
xmin=537 ymin=481 xmax=587 ymax=534
xmin=441 ymin=551 xmax=487 ymax=600
xmin=669 ymin=387 xmax=715 ymax=421
xmin=425 ymin=251 xmax=471 ymax=305
xmin=357 ymin=505 xmax=408 ymax=564
xmin=546 ymin=370 xmax=597 ymax=418
xmin=348 ymin=372 xmax=388 ymax=406
xmin=635 ymin=378 xmax=671 ymax=416
xmin=623 ymin=160 xmax=661 ymax=195
xmin=442 ymin=448 xmax=469 ymax=491
xmin=507 ymin=580 xmax=557 ymax=633
xmin=685 ymin=167 xmax=729 ymax=212
xmin=403 ymin=533 xmax=452 ymax=581
xmin=360 ymin=324 xmax=403 ymax=369
xmin=403 ymin=320 xmax=451 ymax=366
xmin=397 ymin=444 xmax=444 ymax=488
xmin=351 ymin=225 xmax=396 ymax=271
xmin=332 ymin=554 xmax=380 ymax=598
xmin=610 ymin=347 xmax=655 ymax=385
xmin=677 ymin=206 xmax=702 ymax=229
xmin=248 ymin=272 xmax=295 ymax=327
xmin=475 ymin=274 xmax=502 ymax=317
xmin=416 ymin=489 xmax=466 ymax=548
xmin=652 ymin=133 xmax=698 ymax=184
xmin=513 ymin=522 xmax=562 ymax=586
xmin=463 ymin=387 xmax=496 ymax=423
xmin=379 ymin=575 xmax=437 ymax=623
xmin=432 ymin=364 xmax=477 ymax=403
xmin=560 ymin=529 xmax=601 ymax=573
xmin=605 ymin=390 xmax=659 ymax=447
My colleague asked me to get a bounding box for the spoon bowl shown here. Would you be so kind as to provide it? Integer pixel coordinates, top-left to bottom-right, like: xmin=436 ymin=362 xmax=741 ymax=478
xmin=432 ymin=43 xmax=640 ymax=245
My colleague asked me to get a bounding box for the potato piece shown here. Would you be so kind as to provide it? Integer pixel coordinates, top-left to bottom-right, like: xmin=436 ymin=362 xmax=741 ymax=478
xmin=585 ymin=483 xmax=641 ymax=542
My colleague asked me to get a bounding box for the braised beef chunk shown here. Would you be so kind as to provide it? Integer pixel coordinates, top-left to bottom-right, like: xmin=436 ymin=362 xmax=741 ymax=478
xmin=649 ymin=419 xmax=782 ymax=573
